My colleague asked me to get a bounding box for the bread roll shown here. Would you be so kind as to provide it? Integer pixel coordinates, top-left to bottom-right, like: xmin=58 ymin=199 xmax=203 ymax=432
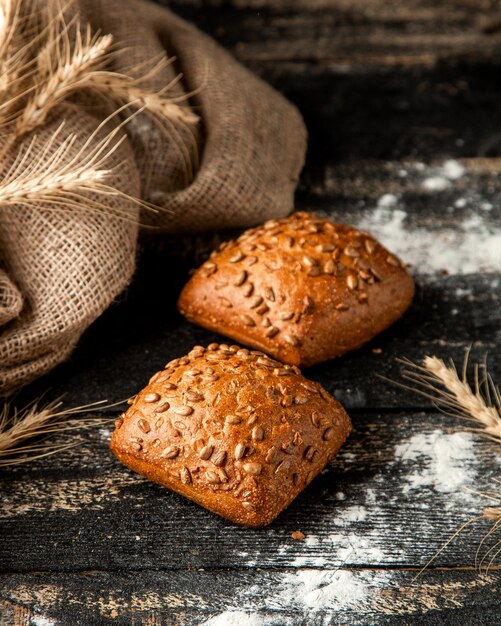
xmin=178 ymin=212 xmax=414 ymax=366
xmin=110 ymin=343 xmax=351 ymax=527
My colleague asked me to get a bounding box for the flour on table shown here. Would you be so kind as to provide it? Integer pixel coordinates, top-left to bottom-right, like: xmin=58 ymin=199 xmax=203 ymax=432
xmin=422 ymin=159 xmax=465 ymax=190
xmin=30 ymin=617 xmax=56 ymax=626
xmin=395 ymin=430 xmax=478 ymax=503
xmin=356 ymin=205 xmax=501 ymax=275
xmin=279 ymin=569 xmax=368 ymax=610
xmin=332 ymin=505 xmax=367 ymax=524
xmin=201 ymin=611 xmax=267 ymax=626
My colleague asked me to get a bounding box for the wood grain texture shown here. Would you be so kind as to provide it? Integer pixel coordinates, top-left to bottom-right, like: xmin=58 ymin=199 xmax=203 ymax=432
xmin=1 ymin=411 xmax=498 ymax=572
xmin=1 ymin=569 xmax=500 ymax=625
xmin=2 ymin=1 xmax=501 ymax=624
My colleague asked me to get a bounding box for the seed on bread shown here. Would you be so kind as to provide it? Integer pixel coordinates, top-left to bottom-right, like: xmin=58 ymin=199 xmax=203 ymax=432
xmin=110 ymin=343 xmax=351 ymax=527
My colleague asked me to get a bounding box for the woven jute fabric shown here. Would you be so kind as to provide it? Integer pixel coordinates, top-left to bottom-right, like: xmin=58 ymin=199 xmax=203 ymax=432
xmin=0 ymin=0 xmax=306 ymax=395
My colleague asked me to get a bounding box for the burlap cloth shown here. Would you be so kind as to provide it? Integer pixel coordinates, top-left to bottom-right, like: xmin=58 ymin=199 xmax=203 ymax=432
xmin=0 ymin=0 xmax=306 ymax=395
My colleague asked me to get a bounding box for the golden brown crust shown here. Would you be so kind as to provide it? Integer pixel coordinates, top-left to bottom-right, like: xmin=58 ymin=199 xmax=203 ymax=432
xmin=177 ymin=212 xmax=415 ymax=366
xmin=110 ymin=343 xmax=351 ymax=527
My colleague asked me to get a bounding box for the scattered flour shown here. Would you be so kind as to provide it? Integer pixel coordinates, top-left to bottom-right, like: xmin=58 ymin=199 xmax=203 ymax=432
xmin=291 ymin=532 xmax=384 ymax=566
xmin=333 ymin=505 xmax=367 ymax=524
xmin=30 ymin=617 xmax=56 ymax=626
xmin=279 ymin=569 xmax=367 ymax=610
xmin=395 ymin=430 xmax=477 ymax=499
xmin=377 ymin=193 xmax=398 ymax=208
xmin=422 ymin=176 xmax=451 ymax=191
xmin=356 ymin=205 xmax=501 ymax=274
xmin=422 ymin=159 xmax=465 ymax=190
xmin=201 ymin=611 xmax=267 ymax=626
xmin=98 ymin=428 xmax=112 ymax=441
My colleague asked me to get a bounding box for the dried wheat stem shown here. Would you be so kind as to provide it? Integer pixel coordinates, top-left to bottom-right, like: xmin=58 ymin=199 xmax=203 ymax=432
xmin=420 ymin=355 xmax=501 ymax=443
xmin=0 ymin=396 xmax=113 ymax=467
xmin=94 ymin=74 xmax=199 ymax=125
xmin=16 ymin=22 xmax=113 ymax=135
xmin=484 ymin=507 xmax=501 ymax=521
xmin=0 ymin=113 xmax=154 ymax=221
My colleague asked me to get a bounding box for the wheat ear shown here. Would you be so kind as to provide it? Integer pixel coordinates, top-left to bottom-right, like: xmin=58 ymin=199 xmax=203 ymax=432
xmin=16 ymin=16 xmax=113 ymax=136
xmin=0 ymin=396 xmax=113 ymax=466
xmin=0 ymin=111 xmax=155 ymax=221
xmin=398 ymin=352 xmax=501 ymax=568
xmin=400 ymin=354 xmax=501 ymax=444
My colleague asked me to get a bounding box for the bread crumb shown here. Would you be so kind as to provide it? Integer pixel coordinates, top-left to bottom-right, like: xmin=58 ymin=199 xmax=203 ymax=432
xmin=291 ymin=530 xmax=306 ymax=540
xmin=372 ymin=348 xmax=382 ymax=354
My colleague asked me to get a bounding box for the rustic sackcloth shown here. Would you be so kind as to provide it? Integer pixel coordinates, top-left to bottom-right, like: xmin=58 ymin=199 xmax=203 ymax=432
xmin=0 ymin=0 xmax=307 ymax=395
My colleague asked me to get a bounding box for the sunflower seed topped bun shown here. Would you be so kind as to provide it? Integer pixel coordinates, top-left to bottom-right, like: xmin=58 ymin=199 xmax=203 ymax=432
xmin=110 ymin=343 xmax=351 ymax=527
xmin=177 ymin=211 xmax=414 ymax=366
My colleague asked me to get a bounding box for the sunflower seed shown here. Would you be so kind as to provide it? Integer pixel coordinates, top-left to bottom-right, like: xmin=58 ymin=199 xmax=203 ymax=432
xmin=336 ymin=302 xmax=349 ymax=311
xmin=246 ymin=256 xmax=258 ymax=266
xmin=185 ymin=369 xmax=201 ymax=377
xmin=303 ymin=295 xmax=314 ymax=313
xmin=174 ymin=406 xmax=194 ymax=416
xmin=180 ymin=467 xmax=192 ymax=484
xmin=226 ymin=415 xmax=242 ymax=425
xmin=131 ymin=442 xmax=142 ymax=452
xmin=323 ymin=259 xmax=335 ymax=274
xmin=144 ymin=393 xmax=160 ymax=403
xmin=252 ymin=426 xmax=265 ymax=441
xmin=265 ymin=287 xmax=275 ymax=302
xmin=186 ymin=391 xmax=204 ymax=402
xmin=242 ymin=501 xmax=256 ymax=511
xmin=235 ymin=443 xmax=247 ymax=460
xmin=234 ymin=270 xmax=248 ymax=286
xmin=164 ymin=383 xmax=177 ymax=390
xmin=241 ymin=314 xmax=256 ymax=327
xmin=358 ymin=292 xmax=368 ymax=303
xmin=304 ymin=446 xmax=317 ymax=462
xmin=265 ymin=326 xmax=279 ymax=338
xmin=138 ymin=419 xmax=151 ymax=434
xmin=387 ymin=255 xmax=400 ymax=267
xmin=323 ymin=427 xmax=336 ymax=441
xmin=219 ymin=297 xmax=233 ymax=308
xmin=307 ymin=266 xmax=321 ymax=277
xmin=199 ymin=445 xmax=214 ymax=460
xmin=243 ymin=462 xmax=263 ymax=475
xmin=284 ymin=333 xmax=301 ymax=347
xmin=294 ymin=394 xmax=308 ymax=405
xmin=212 ymin=450 xmax=227 ymax=466
xmin=346 ymin=274 xmax=358 ymax=290
xmin=249 ymin=296 xmax=263 ymax=309
xmin=364 ymin=239 xmax=376 ymax=255
xmin=229 ymin=251 xmax=245 ymax=263
xmin=345 ymin=246 xmax=360 ymax=257
xmin=161 ymin=446 xmax=179 ymax=459
xmin=255 ymin=303 xmax=269 ymax=316
xmin=115 ymin=416 xmax=124 ymax=429
xmin=279 ymin=311 xmax=294 ymax=321
xmin=243 ymin=283 xmax=254 ymax=297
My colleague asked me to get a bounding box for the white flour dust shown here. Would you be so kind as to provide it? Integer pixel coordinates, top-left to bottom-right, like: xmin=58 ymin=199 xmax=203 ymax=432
xmin=354 ymin=159 xmax=501 ymax=275
xmin=201 ymin=612 xmax=268 ymax=626
xmin=279 ymin=569 xmax=369 ymax=610
xmin=395 ymin=430 xmax=477 ymax=500
xmin=356 ymin=206 xmax=501 ymax=275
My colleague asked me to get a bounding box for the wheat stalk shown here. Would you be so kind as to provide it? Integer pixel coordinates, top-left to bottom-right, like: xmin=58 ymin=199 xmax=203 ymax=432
xmin=400 ymin=353 xmax=501 ymax=444
xmin=0 ymin=396 xmax=113 ymax=466
xmin=398 ymin=351 xmax=501 ymax=571
xmin=16 ymin=18 xmax=113 ymax=135
xmin=0 ymin=112 xmax=155 ymax=220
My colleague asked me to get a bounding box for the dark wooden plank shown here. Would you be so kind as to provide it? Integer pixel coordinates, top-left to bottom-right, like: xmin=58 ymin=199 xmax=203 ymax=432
xmin=1 ymin=568 xmax=500 ymax=625
xmin=165 ymin=0 xmax=501 ymax=68
xmin=1 ymin=411 xmax=499 ymax=572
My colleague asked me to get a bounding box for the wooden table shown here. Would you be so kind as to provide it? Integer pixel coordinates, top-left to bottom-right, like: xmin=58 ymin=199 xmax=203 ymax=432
xmin=1 ymin=1 xmax=501 ymax=624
